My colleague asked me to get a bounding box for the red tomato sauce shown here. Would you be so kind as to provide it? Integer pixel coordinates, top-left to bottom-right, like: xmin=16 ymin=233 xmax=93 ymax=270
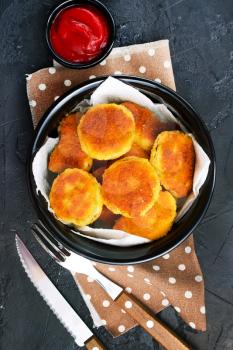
xmin=50 ymin=5 xmax=110 ymax=63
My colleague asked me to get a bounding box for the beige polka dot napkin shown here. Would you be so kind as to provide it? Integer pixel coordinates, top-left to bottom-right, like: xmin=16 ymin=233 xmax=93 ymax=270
xmin=26 ymin=39 xmax=206 ymax=335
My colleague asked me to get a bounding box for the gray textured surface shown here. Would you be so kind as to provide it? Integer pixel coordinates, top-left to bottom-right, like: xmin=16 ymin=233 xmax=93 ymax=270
xmin=1 ymin=0 xmax=233 ymax=349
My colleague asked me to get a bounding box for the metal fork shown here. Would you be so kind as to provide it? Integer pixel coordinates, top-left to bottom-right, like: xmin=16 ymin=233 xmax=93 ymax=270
xmin=31 ymin=221 xmax=122 ymax=299
xmin=32 ymin=221 xmax=191 ymax=350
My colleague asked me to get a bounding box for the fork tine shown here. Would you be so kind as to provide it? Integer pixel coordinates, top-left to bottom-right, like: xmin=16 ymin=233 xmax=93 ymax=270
xmin=35 ymin=221 xmax=70 ymax=257
xmin=31 ymin=223 xmax=65 ymax=262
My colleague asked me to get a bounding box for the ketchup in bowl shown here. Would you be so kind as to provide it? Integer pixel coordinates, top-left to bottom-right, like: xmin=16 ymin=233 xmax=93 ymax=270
xmin=49 ymin=4 xmax=112 ymax=65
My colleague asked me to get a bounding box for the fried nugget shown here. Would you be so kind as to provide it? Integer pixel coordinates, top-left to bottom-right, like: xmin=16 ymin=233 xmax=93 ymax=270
xmin=48 ymin=114 xmax=93 ymax=173
xmin=78 ymin=104 xmax=135 ymax=160
xmin=150 ymin=131 xmax=195 ymax=198
xmin=102 ymin=156 xmax=161 ymax=218
xmin=122 ymin=102 xmax=177 ymax=151
xmin=49 ymin=168 xmax=103 ymax=227
xmin=114 ymin=191 xmax=176 ymax=240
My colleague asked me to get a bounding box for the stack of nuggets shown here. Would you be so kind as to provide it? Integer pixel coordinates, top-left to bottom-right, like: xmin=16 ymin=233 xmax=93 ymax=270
xmin=48 ymin=101 xmax=195 ymax=241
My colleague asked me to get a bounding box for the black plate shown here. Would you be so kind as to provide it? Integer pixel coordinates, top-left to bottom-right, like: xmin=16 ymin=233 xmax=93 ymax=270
xmin=27 ymin=76 xmax=216 ymax=264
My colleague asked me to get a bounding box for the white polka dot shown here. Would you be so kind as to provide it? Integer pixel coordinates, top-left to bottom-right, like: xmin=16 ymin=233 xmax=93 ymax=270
xmin=195 ymin=275 xmax=203 ymax=282
xmin=100 ymin=59 xmax=106 ymax=66
xmin=64 ymin=79 xmax=71 ymax=86
xmin=178 ymin=264 xmax=186 ymax=271
xmin=124 ymin=54 xmax=131 ymax=62
xmin=125 ymin=287 xmax=132 ymax=293
xmin=127 ymin=266 xmax=134 ymax=273
xmin=154 ymin=78 xmax=161 ymax=83
xmin=125 ymin=301 xmax=132 ymax=309
xmin=148 ymin=48 xmax=155 ymax=56
xmin=146 ymin=320 xmax=154 ymax=328
xmin=185 ymin=246 xmax=192 ymax=254
xmin=152 ymin=265 xmax=160 ymax=271
xmin=89 ymin=75 xmax=96 ymax=79
xmin=103 ymin=300 xmax=110 ymax=307
xmin=174 ymin=306 xmax=181 ymax=313
xmin=162 ymin=298 xmax=169 ymax=306
xmin=102 ymin=319 xmax=107 ymax=325
xmin=86 ymin=294 xmax=91 ymax=300
xmin=121 ymin=309 xmax=126 ymax=314
xmin=29 ymin=100 xmax=36 ymax=107
xmin=127 ymin=274 xmax=134 ymax=278
xmin=139 ymin=66 xmax=146 ymax=73
xmin=38 ymin=83 xmax=46 ymax=91
xmin=87 ymin=277 xmax=94 ymax=282
xmin=184 ymin=291 xmax=192 ymax=299
xmin=114 ymin=71 xmax=122 ymax=75
xmin=164 ymin=60 xmax=171 ymax=68
xmin=108 ymin=267 xmax=116 ymax=272
xmin=143 ymin=293 xmax=151 ymax=301
xmin=118 ymin=325 xmax=125 ymax=333
xmin=54 ymin=96 xmax=59 ymax=101
xmin=163 ymin=254 xmax=170 ymax=260
xmin=189 ymin=322 xmax=196 ymax=329
xmin=92 ymin=347 xmax=99 ymax=350
xmin=200 ymin=306 xmax=206 ymax=314
xmin=168 ymin=277 xmax=176 ymax=284
xmin=26 ymin=74 xmax=32 ymax=81
xmin=160 ymin=291 xmax=166 ymax=297
xmin=144 ymin=278 xmax=151 ymax=285
xmin=48 ymin=67 xmax=56 ymax=74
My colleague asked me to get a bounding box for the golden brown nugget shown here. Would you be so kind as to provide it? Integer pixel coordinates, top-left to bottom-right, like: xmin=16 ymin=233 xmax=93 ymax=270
xmin=78 ymin=104 xmax=135 ymax=160
xmin=50 ymin=168 xmax=103 ymax=227
xmin=48 ymin=114 xmax=92 ymax=173
xmin=122 ymin=101 xmax=177 ymax=151
xmin=114 ymin=191 xmax=176 ymax=240
xmin=150 ymin=131 xmax=195 ymax=198
xmin=102 ymin=156 xmax=161 ymax=218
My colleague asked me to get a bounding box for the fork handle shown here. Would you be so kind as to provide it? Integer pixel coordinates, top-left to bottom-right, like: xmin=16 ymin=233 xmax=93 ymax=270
xmin=115 ymin=292 xmax=191 ymax=350
xmin=85 ymin=335 xmax=105 ymax=350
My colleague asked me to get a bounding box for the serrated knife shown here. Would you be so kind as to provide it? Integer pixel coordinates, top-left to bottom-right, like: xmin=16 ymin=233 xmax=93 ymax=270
xmin=31 ymin=221 xmax=191 ymax=350
xmin=15 ymin=235 xmax=105 ymax=350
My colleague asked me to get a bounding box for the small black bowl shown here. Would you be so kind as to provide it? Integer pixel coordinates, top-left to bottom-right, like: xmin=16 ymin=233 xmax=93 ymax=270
xmin=46 ymin=0 xmax=115 ymax=69
xmin=27 ymin=76 xmax=216 ymax=264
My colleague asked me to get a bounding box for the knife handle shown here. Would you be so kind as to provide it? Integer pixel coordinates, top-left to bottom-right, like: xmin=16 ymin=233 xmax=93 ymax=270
xmin=85 ymin=335 xmax=106 ymax=350
xmin=115 ymin=291 xmax=191 ymax=350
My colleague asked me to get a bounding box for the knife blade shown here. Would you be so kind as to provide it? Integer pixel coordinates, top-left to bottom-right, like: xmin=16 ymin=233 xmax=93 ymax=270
xmin=15 ymin=235 xmax=105 ymax=349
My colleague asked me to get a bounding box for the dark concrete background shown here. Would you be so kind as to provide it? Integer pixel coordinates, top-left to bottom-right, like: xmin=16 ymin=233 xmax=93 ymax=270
xmin=1 ymin=0 xmax=233 ymax=349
